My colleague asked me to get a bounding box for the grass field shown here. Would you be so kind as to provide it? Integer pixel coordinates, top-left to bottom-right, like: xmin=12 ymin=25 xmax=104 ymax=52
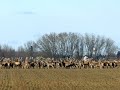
xmin=0 ymin=69 xmax=120 ymax=90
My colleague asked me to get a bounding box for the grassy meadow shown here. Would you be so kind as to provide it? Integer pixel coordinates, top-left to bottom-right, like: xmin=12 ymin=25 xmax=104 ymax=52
xmin=0 ymin=68 xmax=120 ymax=90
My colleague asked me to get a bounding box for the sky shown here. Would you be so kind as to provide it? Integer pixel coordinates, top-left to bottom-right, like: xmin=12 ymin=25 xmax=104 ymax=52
xmin=0 ymin=0 xmax=120 ymax=49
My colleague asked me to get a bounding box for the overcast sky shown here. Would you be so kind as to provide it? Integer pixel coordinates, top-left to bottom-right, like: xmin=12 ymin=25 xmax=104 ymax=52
xmin=0 ymin=0 xmax=120 ymax=49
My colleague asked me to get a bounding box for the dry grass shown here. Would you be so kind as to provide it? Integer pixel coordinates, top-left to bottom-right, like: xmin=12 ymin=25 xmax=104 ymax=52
xmin=0 ymin=68 xmax=120 ymax=90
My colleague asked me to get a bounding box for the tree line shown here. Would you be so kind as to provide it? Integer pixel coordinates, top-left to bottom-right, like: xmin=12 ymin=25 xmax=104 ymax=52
xmin=0 ymin=32 xmax=119 ymax=60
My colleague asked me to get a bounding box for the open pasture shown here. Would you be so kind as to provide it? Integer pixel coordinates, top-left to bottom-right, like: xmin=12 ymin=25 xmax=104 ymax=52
xmin=0 ymin=69 xmax=120 ymax=90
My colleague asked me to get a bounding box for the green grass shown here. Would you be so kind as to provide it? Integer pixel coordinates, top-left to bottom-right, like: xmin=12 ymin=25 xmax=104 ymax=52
xmin=0 ymin=68 xmax=120 ymax=90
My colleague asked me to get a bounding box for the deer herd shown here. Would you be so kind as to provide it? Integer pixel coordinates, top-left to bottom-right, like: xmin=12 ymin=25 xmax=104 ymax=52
xmin=0 ymin=56 xmax=120 ymax=69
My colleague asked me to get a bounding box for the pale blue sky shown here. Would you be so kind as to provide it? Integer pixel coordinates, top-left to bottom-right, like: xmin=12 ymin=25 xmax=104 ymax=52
xmin=0 ymin=0 xmax=120 ymax=48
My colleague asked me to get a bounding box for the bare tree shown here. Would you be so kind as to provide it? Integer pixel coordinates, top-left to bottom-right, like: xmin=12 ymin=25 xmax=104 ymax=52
xmin=17 ymin=46 xmax=26 ymax=58
xmin=104 ymin=38 xmax=118 ymax=59
xmin=1 ymin=44 xmax=15 ymax=58
xmin=14 ymin=32 xmax=118 ymax=60
xmin=37 ymin=33 xmax=57 ymax=58
xmin=84 ymin=33 xmax=96 ymax=57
